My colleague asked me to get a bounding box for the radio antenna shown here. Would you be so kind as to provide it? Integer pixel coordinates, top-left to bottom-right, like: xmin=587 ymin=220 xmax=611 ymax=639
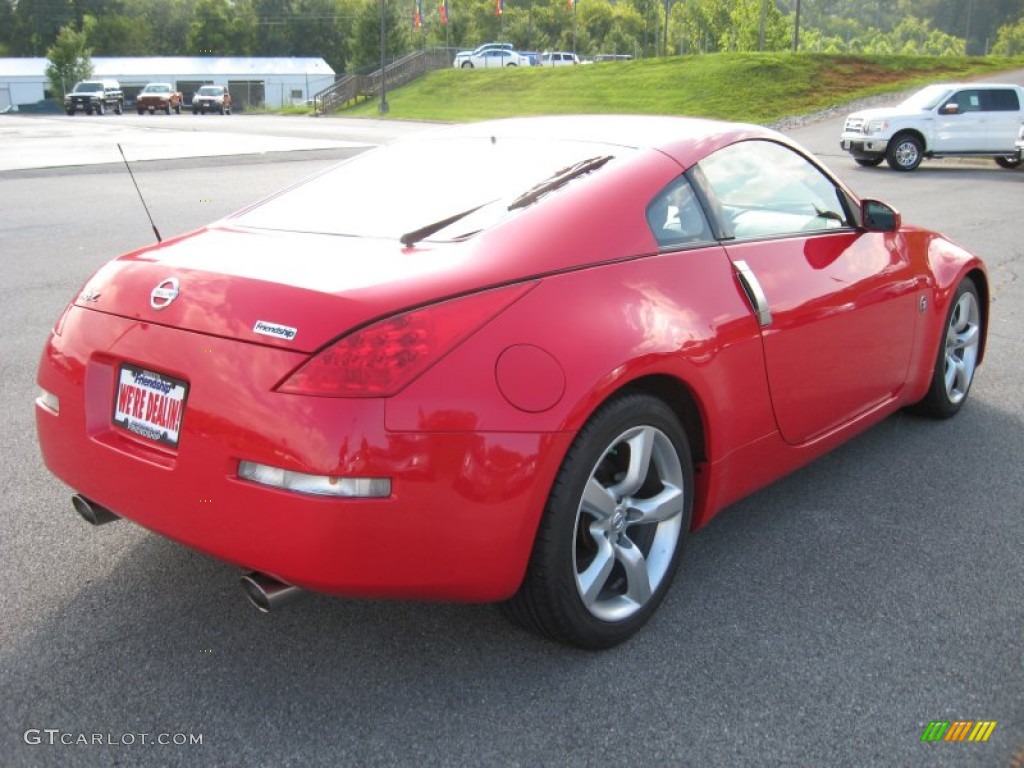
xmin=117 ymin=143 xmax=162 ymax=243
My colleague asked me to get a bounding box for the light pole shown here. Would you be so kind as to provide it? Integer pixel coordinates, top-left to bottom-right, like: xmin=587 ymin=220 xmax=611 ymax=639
xmin=379 ymin=0 xmax=389 ymax=114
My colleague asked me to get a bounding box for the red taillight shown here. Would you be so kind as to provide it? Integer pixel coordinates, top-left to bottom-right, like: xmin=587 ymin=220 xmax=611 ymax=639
xmin=276 ymin=283 xmax=535 ymax=397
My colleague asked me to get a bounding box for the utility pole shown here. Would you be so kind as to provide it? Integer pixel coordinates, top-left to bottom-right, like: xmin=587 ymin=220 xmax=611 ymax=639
xmin=663 ymin=0 xmax=671 ymax=57
xmin=792 ymin=0 xmax=801 ymax=53
xmin=758 ymin=0 xmax=767 ymax=51
xmin=378 ymin=0 xmax=388 ymax=114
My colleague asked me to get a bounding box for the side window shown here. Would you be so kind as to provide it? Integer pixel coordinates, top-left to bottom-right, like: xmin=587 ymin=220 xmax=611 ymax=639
xmin=983 ymin=89 xmax=1020 ymax=111
xmin=947 ymin=90 xmax=981 ymax=112
xmin=646 ymin=176 xmax=713 ymax=247
xmin=696 ymin=140 xmax=852 ymax=240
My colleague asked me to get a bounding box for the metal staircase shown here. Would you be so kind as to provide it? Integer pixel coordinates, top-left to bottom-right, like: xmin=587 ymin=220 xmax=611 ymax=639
xmin=313 ymin=50 xmax=451 ymax=113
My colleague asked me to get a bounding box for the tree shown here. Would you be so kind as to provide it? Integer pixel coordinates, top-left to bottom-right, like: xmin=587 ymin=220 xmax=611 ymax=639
xmin=188 ymin=0 xmax=256 ymax=55
xmin=45 ymin=22 xmax=93 ymax=100
xmin=87 ymin=13 xmax=152 ymax=56
xmin=0 ymin=0 xmax=14 ymax=56
xmin=992 ymin=15 xmax=1024 ymax=55
xmin=350 ymin=0 xmax=409 ymax=70
xmin=291 ymin=0 xmax=354 ymax=73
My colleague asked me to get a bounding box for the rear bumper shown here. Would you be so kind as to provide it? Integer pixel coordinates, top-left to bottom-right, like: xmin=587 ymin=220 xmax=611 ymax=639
xmin=36 ymin=307 xmax=568 ymax=601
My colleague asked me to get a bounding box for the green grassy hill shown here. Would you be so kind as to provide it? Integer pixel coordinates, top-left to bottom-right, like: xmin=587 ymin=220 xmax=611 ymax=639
xmin=339 ymin=53 xmax=1024 ymax=124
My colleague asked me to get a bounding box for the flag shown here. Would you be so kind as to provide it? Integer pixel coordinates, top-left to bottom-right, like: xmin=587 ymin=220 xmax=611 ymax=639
xmin=413 ymin=9 xmax=421 ymax=28
xmin=440 ymin=0 xmax=448 ymax=24
xmin=416 ymin=0 xmax=423 ymax=27
xmin=495 ymin=0 xmax=503 ymax=15
xmin=567 ymin=0 xmax=574 ymax=7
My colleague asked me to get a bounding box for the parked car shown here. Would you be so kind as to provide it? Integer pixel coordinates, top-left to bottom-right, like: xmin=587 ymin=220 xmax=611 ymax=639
xmin=538 ymin=51 xmax=580 ymax=66
xmin=36 ymin=115 xmax=987 ymax=649
xmin=453 ymin=42 xmax=514 ymax=68
xmin=457 ymin=49 xmax=533 ymax=68
xmin=64 ymin=80 xmax=123 ymax=116
xmin=136 ymin=83 xmax=183 ymax=115
xmin=840 ymin=82 xmax=1024 ymax=171
xmin=192 ymin=85 xmax=232 ymax=114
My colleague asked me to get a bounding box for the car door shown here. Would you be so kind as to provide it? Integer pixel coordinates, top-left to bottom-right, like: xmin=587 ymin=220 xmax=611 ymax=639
xmin=935 ymin=89 xmax=986 ymax=152
xmin=981 ymin=88 xmax=1023 ymax=153
xmin=693 ymin=140 xmax=921 ymax=445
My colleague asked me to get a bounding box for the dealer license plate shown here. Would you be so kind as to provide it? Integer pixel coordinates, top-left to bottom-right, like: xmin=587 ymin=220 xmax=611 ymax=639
xmin=112 ymin=364 xmax=188 ymax=448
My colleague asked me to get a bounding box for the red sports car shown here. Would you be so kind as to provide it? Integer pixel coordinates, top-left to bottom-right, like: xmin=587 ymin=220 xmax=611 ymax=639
xmin=35 ymin=116 xmax=987 ymax=648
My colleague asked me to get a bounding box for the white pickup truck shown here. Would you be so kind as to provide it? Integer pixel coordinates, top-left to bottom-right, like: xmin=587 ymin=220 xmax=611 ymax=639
xmin=839 ymin=82 xmax=1024 ymax=171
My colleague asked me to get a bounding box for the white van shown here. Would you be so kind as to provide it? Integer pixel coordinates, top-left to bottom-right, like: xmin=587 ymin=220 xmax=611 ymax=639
xmin=539 ymin=52 xmax=579 ymax=67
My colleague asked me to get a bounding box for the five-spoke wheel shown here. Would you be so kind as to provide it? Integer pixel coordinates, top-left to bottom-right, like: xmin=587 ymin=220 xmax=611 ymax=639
xmin=911 ymin=276 xmax=983 ymax=418
xmin=502 ymin=393 xmax=693 ymax=649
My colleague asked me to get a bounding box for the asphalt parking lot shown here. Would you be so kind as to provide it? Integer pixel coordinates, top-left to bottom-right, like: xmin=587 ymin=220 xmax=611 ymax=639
xmin=1 ymin=106 xmax=1022 ymax=767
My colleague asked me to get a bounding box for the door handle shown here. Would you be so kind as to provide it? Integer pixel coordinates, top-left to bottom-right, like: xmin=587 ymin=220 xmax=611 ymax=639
xmin=733 ymin=260 xmax=772 ymax=327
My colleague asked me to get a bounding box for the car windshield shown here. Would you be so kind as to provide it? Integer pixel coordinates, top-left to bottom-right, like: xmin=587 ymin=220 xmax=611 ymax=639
xmin=144 ymin=84 xmax=170 ymax=93
xmin=198 ymin=87 xmax=222 ymax=96
xmin=900 ymin=85 xmax=955 ymax=111
xmin=74 ymin=83 xmax=102 ymax=92
xmin=235 ymin=136 xmax=626 ymax=241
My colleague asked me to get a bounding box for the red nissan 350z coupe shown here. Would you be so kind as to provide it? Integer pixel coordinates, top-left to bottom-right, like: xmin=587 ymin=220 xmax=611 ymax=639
xmin=36 ymin=116 xmax=987 ymax=648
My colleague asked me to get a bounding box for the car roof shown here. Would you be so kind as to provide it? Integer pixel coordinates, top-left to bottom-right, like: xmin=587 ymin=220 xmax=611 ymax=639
xmin=925 ymin=82 xmax=1022 ymax=90
xmin=434 ymin=115 xmax=778 ymax=167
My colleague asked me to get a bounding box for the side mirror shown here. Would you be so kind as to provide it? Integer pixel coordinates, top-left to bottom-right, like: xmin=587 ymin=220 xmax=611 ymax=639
xmin=862 ymin=199 xmax=901 ymax=232
xmin=941 ymin=102 xmax=960 ymax=115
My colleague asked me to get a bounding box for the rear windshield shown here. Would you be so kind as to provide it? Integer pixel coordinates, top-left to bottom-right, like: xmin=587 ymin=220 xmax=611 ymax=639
xmin=235 ymin=136 xmax=625 ymax=241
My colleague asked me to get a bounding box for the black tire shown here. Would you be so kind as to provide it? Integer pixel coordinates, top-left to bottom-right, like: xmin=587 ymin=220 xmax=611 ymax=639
xmin=66 ymin=109 xmax=75 ymax=116
xmin=886 ymin=133 xmax=923 ymax=171
xmin=461 ymin=61 xmax=473 ymax=68
xmin=114 ymin=101 xmax=123 ymax=115
xmin=137 ymin=107 xmax=144 ymax=115
xmin=909 ymin=276 xmax=983 ymax=419
xmin=95 ymin=102 xmax=105 ymax=115
xmin=165 ymin=103 xmax=171 ymax=115
xmin=501 ymin=392 xmax=693 ymax=649
xmin=174 ymin=104 xmax=181 ymax=114
xmin=219 ymin=104 xmax=225 ymax=115
xmin=855 ymin=157 xmax=884 ymax=167
xmin=994 ymin=155 xmax=1021 ymax=169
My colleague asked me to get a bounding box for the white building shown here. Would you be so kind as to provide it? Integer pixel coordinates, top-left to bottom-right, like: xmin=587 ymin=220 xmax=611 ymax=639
xmin=0 ymin=56 xmax=335 ymax=111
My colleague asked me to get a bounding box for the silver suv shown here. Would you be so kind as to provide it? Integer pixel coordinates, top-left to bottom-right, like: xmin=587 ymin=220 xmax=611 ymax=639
xmin=840 ymin=83 xmax=1024 ymax=171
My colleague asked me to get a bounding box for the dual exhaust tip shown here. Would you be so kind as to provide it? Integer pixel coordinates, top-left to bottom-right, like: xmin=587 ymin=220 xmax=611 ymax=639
xmin=71 ymin=494 xmax=303 ymax=612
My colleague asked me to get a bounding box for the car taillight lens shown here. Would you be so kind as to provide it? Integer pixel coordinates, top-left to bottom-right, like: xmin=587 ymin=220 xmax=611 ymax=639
xmin=276 ymin=283 xmax=535 ymax=397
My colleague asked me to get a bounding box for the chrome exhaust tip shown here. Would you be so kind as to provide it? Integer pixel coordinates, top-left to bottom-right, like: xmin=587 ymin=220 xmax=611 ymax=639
xmin=241 ymin=572 xmax=304 ymax=613
xmin=72 ymin=494 xmax=120 ymax=526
